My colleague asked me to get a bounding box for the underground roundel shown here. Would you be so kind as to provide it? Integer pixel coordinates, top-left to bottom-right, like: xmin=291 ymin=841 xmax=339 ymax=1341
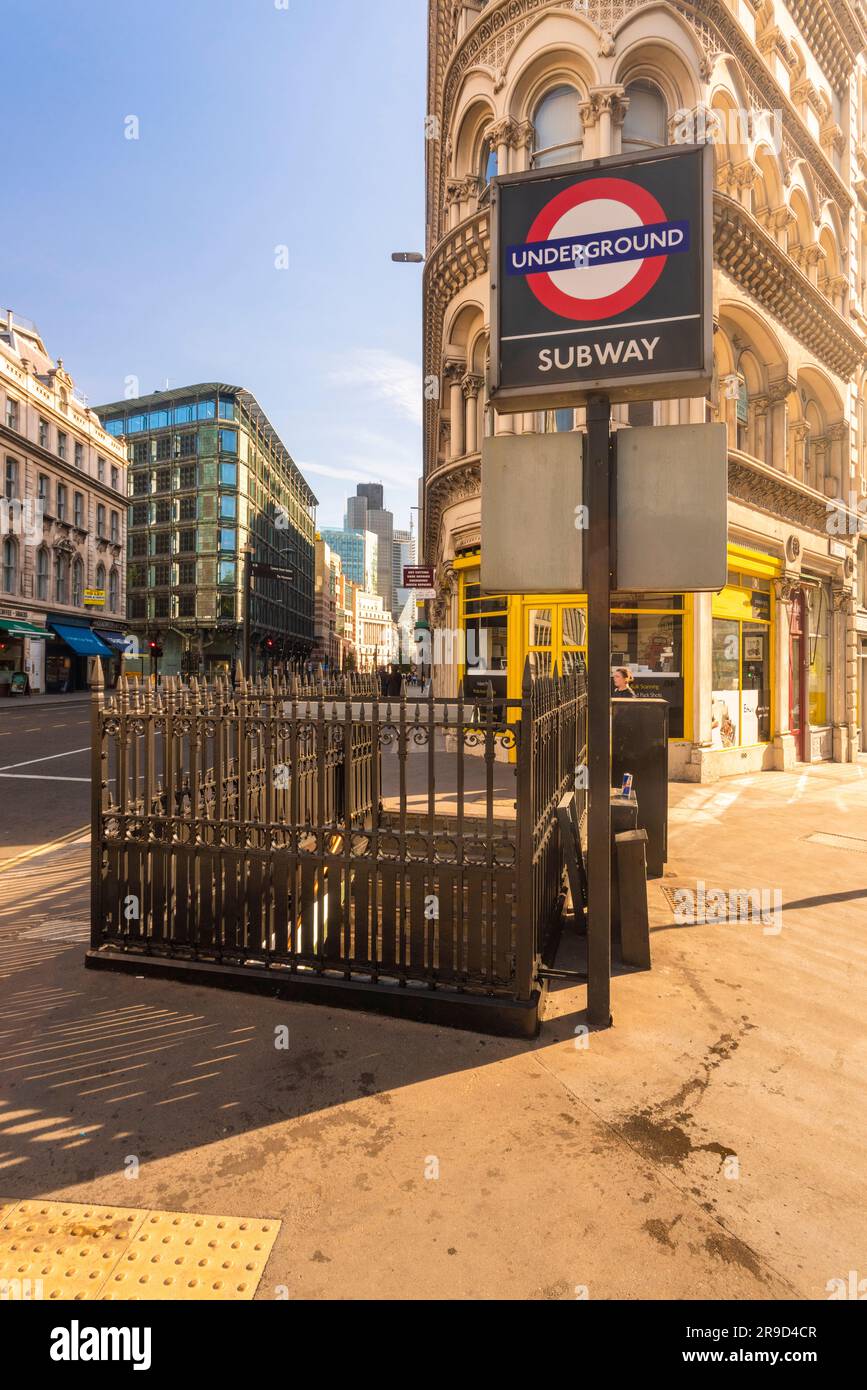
xmin=493 ymin=146 xmax=710 ymax=406
xmin=520 ymin=177 xmax=678 ymax=321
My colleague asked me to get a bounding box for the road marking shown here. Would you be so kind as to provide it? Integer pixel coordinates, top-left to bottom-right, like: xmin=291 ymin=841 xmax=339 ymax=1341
xmin=0 ymin=822 xmax=90 ymax=873
xmin=0 ymin=746 xmax=89 ymax=772
xmin=0 ymin=773 xmax=89 ymax=782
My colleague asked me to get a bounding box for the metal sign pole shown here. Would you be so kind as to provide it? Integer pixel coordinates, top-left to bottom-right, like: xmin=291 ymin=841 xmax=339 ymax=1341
xmin=586 ymin=393 xmax=612 ymax=1027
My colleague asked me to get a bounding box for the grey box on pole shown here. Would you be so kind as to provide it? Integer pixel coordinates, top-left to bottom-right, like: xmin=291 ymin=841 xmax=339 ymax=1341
xmin=481 ymin=433 xmax=584 ymax=593
xmin=614 ymin=423 xmax=728 ymax=592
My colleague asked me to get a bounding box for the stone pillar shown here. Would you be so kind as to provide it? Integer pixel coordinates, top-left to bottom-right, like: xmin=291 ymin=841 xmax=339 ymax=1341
xmin=790 ymin=420 xmax=809 ymax=483
xmin=688 ymin=591 xmax=714 ymax=782
xmin=444 ymin=361 xmax=465 ymax=459
xmin=772 ymin=578 xmax=797 ymax=770
xmin=462 ymin=373 xmax=482 ymax=455
xmin=827 ymin=422 xmax=849 ymax=497
xmin=752 ymin=393 xmax=769 ymax=464
xmin=767 ymin=382 xmax=787 ymax=469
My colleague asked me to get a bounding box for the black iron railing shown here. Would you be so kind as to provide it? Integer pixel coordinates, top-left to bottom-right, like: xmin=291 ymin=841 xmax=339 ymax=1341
xmin=90 ymin=664 xmax=586 ymax=1022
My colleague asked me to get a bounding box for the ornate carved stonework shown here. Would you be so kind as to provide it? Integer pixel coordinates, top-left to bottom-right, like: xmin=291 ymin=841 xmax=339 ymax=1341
xmin=729 ymin=456 xmax=835 ymax=534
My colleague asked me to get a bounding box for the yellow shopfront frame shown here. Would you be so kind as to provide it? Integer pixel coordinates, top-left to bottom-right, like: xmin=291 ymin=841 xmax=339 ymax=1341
xmin=710 ymin=543 xmax=779 ymax=752
xmin=454 ymin=553 xmax=694 ymax=746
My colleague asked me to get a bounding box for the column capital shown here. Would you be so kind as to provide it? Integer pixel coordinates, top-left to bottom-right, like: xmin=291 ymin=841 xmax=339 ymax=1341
xmin=443 ymin=358 xmax=465 ymax=386
xmin=461 ymin=373 xmax=483 ymax=401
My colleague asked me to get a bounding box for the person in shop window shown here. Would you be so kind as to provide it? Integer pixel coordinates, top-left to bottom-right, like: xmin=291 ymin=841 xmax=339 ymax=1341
xmin=612 ymin=667 xmax=636 ymax=698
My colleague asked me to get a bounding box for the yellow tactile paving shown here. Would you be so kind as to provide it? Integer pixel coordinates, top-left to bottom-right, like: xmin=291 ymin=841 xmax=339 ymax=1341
xmin=0 ymin=1200 xmax=280 ymax=1301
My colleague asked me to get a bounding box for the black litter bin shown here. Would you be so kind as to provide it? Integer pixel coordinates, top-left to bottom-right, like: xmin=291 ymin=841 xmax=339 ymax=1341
xmin=612 ymin=698 xmax=668 ymax=878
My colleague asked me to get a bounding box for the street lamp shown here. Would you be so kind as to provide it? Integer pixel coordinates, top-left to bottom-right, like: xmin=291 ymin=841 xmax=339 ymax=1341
xmin=391 ymin=252 xmax=424 ymax=263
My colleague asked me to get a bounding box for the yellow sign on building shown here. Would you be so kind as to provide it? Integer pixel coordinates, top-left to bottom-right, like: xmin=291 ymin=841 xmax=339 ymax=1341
xmin=84 ymin=588 xmax=105 ymax=607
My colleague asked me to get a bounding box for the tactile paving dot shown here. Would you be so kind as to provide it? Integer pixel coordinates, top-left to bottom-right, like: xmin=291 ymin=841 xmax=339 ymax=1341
xmin=0 ymin=1200 xmax=280 ymax=1301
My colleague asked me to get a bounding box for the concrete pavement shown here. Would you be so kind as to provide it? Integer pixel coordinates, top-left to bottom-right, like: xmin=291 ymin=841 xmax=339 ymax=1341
xmin=0 ymin=762 xmax=864 ymax=1298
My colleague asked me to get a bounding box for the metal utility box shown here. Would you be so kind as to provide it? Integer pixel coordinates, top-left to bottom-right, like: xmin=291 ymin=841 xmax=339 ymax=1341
xmin=612 ymin=698 xmax=669 ymax=878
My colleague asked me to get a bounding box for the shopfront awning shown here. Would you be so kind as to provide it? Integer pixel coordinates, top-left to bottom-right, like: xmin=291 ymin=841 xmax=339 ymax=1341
xmin=0 ymin=618 xmax=50 ymax=640
xmin=96 ymin=630 xmax=132 ymax=653
xmin=50 ymin=623 xmax=113 ymax=657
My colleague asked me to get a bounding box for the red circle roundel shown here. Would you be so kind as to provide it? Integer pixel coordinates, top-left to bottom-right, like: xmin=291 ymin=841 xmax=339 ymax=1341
xmin=524 ymin=176 xmax=670 ymax=322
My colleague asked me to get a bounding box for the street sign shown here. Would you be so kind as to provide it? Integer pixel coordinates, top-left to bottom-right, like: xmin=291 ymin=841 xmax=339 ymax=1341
xmin=84 ymin=588 xmax=105 ymax=607
xmin=489 ymin=145 xmax=713 ymax=410
xmin=251 ymin=564 xmax=294 ymax=580
xmin=480 ymin=423 xmax=727 ymax=594
xmin=403 ymin=565 xmax=434 ymax=589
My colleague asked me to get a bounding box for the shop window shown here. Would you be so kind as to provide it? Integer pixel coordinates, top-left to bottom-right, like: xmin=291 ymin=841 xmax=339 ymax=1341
xmin=807 ymin=584 xmax=831 ymax=726
xmin=532 ymin=86 xmax=583 ymax=168
xmin=612 ymin=602 xmax=685 ymax=736
xmin=460 ymin=574 xmax=507 ymax=676
xmin=711 ymin=603 xmax=771 ymax=749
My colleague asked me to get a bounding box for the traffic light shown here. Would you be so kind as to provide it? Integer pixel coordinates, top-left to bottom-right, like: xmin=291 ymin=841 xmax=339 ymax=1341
xmin=148 ymin=639 xmax=163 ymax=659
xmin=265 ymin=635 xmax=275 ymax=653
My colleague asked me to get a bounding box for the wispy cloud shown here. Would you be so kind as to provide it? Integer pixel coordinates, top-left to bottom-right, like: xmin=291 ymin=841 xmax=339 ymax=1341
xmin=328 ymin=349 xmax=422 ymax=426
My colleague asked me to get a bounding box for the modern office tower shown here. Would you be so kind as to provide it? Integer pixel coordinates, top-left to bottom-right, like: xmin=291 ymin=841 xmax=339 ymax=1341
xmin=319 ymin=526 xmax=378 ymax=593
xmin=392 ymin=527 xmax=417 ymax=614
xmin=0 ymin=310 xmax=128 ymax=693
xmin=96 ymin=383 xmax=316 ymax=678
xmin=345 ymin=482 xmax=394 ymax=614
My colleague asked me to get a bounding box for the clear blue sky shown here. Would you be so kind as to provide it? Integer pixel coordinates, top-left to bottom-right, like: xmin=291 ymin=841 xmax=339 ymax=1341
xmin=3 ymin=0 xmax=426 ymax=531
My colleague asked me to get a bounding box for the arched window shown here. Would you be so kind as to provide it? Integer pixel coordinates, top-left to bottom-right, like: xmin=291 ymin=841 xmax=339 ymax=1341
xmin=532 ymin=86 xmax=583 ymax=168
xmin=109 ymin=568 xmax=119 ymax=612
xmin=72 ymin=557 xmax=84 ymax=606
xmin=622 ymin=80 xmax=668 ymax=149
xmin=96 ymin=562 xmax=106 ymax=595
xmin=2 ymin=537 xmax=17 ymax=594
xmin=54 ymin=553 xmax=68 ymax=605
xmin=478 ymin=129 xmax=498 ymax=189
xmin=36 ymin=546 xmax=49 ymax=601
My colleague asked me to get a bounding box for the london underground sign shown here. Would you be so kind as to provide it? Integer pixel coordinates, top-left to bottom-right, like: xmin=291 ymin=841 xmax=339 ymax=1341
xmin=490 ymin=144 xmax=712 ymax=409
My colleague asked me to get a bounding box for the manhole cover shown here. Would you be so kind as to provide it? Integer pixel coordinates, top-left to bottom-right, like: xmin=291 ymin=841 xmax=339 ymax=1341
xmin=805 ymin=832 xmax=867 ymax=853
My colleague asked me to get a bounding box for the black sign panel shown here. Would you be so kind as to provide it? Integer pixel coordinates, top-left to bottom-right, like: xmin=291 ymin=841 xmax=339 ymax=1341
xmin=490 ymin=145 xmax=712 ymax=409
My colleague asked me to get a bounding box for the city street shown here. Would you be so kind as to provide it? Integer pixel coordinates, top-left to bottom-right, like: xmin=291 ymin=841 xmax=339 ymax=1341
xmin=0 ymin=699 xmax=91 ymax=863
xmin=1 ymin=745 xmax=865 ymax=1300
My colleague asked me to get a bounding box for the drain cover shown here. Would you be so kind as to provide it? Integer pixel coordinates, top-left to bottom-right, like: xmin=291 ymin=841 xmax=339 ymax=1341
xmin=805 ymin=832 xmax=867 ymax=853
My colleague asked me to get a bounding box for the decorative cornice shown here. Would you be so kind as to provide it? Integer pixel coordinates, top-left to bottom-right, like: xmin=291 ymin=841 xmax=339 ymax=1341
xmin=425 ymin=457 xmax=481 ymax=560
xmin=728 ymin=450 xmax=855 ymax=537
xmin=783 ymin=0 xmax=866 ymax=94
xmin=713 ymin=194 xmax=865 ymax=380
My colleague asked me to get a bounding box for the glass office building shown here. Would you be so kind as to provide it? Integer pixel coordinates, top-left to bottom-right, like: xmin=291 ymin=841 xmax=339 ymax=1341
xmin=96 ymin=383 xmax=316 ymax=677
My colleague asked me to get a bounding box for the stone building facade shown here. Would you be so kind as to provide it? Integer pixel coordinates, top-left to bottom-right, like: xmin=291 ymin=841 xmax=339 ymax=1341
xmin=423 ymin=0 xmax=867 ymax=777
xmin=0 ymin=311 xmax=127 ymax=693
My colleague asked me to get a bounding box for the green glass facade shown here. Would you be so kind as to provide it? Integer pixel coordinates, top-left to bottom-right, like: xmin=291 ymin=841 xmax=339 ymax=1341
xmin=96 ymin=384 xmax=316 ymax=675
